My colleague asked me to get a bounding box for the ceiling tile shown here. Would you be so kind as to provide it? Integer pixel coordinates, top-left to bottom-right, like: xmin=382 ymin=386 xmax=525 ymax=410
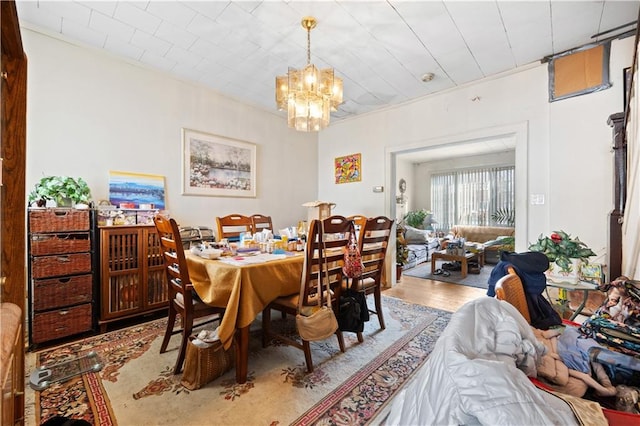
xmin=77 ymin=1 xmax=117 ymax=17
xmin=165 ymin=45 xmax=202 ymax=69
xmin=15 ymin=0 xmax=639 ymax=123
xmin=155 ymin=20 xmax=197 ymax=49
xmin=39 ymin=1 xmax=91 ymax=26
xmin=145 ymin=1 xmax=198 ymax=27
xmin=16 ymin=1 xmax=63 ymax=33
xmin=139 ymin=50 xmax=176 ymax=71
xmin=89 ymin=11 xmax=135 ymax=42
xmin=113 ymin=2 xmax=161 ymax=35
xmin=61 ymin=18 xmax=106 ymax=49
xmin=130 ymin=30 xmax=172 ymax=56
xmin=104 ymin=34 xmax=143 ymax=61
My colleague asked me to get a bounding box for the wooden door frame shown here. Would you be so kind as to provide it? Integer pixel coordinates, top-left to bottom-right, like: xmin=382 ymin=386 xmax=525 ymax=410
xmin=1 ymin=0 xmax=27 ymax=423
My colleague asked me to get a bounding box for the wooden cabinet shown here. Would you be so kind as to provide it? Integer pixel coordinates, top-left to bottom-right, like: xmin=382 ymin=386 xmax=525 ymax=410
xmin=28 ymin=209 xmax=97 ymax=346
xmin=98 ymin=225 xmax=167 ymax=331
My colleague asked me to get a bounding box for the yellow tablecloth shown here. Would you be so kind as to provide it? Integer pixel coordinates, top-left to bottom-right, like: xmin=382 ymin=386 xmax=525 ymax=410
xmin=186 ymin=253 xmax=304 ymax=349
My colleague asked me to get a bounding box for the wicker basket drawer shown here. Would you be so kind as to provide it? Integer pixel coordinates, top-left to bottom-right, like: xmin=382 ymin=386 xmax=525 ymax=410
xmin=31 ymin=252 xmax=92 ymax=279
xmin=33 ymin=274 xmax=93 ymax=311
xmin=30 ymin=232 xmax=91 ymax=256
xmin=31 ymin=303 xmax=92 ymax=343
xmin=29 ymin=209 xmax=90 ymax=233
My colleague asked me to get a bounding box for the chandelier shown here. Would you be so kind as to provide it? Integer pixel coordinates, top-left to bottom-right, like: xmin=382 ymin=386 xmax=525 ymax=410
xmin=275 ymin=17 xmax=343 ymax=132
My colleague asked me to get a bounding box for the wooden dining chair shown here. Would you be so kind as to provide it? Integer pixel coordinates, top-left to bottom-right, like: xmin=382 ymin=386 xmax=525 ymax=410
xmin=262 ymin=216 xmax=354 ymax=372
xmin=250 ymin=214 xmax=273 ymax=234
xmin=153 ymin=214 xmax=225 ymax=374
xmin=348 ymin=216 xmax=394 ymax=330
xmin=495 ymin=266 xmax=531 ymax=323
xmin=347 ymin=214 xmax=367 ymax=246
xmin=215 ymin=214 xmax=253 ymax=242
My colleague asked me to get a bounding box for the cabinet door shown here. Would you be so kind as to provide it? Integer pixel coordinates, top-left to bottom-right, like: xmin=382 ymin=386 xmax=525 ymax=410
xmin=143 ymin=227 xmax=168 ymax=309
xmin=100 ymin=227 xmax=144 ymax=320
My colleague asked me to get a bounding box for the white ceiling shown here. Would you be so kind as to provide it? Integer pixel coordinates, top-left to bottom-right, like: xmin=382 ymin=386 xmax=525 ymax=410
xmin=15 ymin=1 xmax=639 ymax=162
xmin=396 ymin=134 xmax=517 ymax=163
xmin=16 ymin=0 xmax=639 ymax=122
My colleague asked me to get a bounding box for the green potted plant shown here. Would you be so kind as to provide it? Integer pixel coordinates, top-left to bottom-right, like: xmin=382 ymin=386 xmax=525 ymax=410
xmin=528 ymin=230 xmax=596 ymax=283
xmin=396 ymin=225 xmax=409 ymax=280
xmin=490 ymin=207 xmax=515 ymax=227
xmin=28 ymin=175 xmax=92 ymax=207
xmin=404 ymin=209 xmax=433 ymax=229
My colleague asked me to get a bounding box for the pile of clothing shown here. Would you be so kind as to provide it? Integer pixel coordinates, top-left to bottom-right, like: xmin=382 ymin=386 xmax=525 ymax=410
xmin=488 ymin=251 xmax=562 ymax=330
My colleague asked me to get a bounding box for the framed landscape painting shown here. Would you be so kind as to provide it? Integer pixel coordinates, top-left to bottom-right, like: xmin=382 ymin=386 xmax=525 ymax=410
xmin=182 ymin=128 xmax=257 ymax=197
xmin=335 ymin=153 xmax=362 ymax=184
xmin=108 ymin=171 xmax=166 ymax=209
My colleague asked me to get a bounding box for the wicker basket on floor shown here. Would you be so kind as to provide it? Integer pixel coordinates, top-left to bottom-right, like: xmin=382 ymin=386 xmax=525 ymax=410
xmin=181 ymin=336 xmax=235 ymax=390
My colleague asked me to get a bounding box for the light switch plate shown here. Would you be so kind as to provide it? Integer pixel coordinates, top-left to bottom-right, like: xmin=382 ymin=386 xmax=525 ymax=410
xmin=530 ymin=193 xmax=545 ymax=205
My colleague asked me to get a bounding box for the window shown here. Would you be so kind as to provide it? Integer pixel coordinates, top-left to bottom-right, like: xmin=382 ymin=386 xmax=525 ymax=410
xmin=430 ymin=166 xmax=515 ymax=231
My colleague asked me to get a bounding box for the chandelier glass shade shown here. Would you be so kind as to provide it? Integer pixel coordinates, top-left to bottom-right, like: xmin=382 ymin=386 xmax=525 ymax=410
xmin=275 ymin=17 xmax=343 ymax=132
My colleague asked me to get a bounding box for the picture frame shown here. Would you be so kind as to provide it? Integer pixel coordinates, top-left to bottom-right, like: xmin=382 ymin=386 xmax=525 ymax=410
xmin=624 ymin=66 xmax=632 ymax=113
xmin=334 ymin=153 xmax=362 ymax=184
xmin=547 ymin=42 xmax=611 ymax=102
xmin=182 ymin=128 xmax=257 ymax=198
xmin=108 ymin=171 xmax=166 ymax=209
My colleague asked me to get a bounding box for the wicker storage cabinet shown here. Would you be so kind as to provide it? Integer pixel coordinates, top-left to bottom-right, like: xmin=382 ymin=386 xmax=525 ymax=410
xmin=98 ymin=225 xmax=168 ymax=331
xmin=28 ymin=208 xmax=97 ymax=346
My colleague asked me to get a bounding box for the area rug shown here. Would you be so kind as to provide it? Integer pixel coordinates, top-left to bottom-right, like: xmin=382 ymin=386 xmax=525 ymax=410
xmin=28 ymin=296 xmax=450 ymax=426
xmin=403 ymin=261 xmax=493 ymax=290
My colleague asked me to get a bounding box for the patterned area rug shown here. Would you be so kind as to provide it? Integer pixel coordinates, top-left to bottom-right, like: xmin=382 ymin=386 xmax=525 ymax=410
xmin=404 ymin=261 xmax=494 ymax=289
xmin=28 ymin=296 xmax=450 ymax=426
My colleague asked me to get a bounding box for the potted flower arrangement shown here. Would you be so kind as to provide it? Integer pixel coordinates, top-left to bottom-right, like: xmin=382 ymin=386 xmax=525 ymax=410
xmin=28 ymin=175 xmax=92 ymax=208
xmin=528 ymin=230 xmax=596 ymax=283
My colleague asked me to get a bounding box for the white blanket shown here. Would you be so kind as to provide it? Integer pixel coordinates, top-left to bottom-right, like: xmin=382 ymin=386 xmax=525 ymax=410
xmin=385 ymin=297 xmax=581 ymax=425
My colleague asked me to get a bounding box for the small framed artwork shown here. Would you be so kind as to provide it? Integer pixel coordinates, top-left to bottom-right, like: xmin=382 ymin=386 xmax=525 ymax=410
xmin=334 ymin=153 xmax=362 ymax=184
xmin=624 ymin=66 xmax=632 ymax=113
xmin=109 ymin=171 xmax=166 ymax=209
xmin=182 ymin=128 xmax=257 ymax=197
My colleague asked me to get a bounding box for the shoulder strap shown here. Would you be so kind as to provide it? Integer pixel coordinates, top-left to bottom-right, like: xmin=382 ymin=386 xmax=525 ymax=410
xmin=320 ymin=219 xmax=332 ymax=310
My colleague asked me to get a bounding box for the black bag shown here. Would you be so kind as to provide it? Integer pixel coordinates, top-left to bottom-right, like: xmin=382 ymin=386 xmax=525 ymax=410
xmin=338 ymin=289 xmax=369 ymax=332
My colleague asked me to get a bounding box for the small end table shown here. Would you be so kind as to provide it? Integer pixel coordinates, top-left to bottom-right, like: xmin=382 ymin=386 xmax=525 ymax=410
xmin=431 ymin=250 xmax=480 ymax=279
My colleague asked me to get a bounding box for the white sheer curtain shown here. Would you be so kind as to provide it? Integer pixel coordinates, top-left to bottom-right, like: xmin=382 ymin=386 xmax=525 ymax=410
xmin=430 ymin=166 xmax=515 ymax=231
xmin=622 ymin=34 xmax=639 ymax=279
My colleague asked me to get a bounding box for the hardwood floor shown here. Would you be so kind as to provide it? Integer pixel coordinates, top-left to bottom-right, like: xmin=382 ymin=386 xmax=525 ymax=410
xmin=383 ymin=274 xmax=487 ymax=312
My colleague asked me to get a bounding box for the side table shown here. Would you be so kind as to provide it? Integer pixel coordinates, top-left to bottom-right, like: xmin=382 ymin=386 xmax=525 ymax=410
xmin=431 ymin=250 xmax=477 ymax=279
xmin=545 ymin=280 xmax=601 ymax=321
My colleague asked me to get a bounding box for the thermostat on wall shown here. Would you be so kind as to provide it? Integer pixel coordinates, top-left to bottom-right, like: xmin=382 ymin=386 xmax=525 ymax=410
xmin=372 ymin=186 xmax=384 ymax=193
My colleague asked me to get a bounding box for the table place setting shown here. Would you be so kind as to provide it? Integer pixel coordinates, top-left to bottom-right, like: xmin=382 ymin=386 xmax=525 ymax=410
xmin=218 ymin=252 xmax=291 ymax=266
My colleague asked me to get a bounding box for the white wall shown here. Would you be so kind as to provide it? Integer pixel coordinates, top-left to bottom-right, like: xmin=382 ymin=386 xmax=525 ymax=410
xmin=319 ymin=37 xmax=634 ymax=265
xmin=394 ymin=159 xmax=413 ymax=221
xmin=22 ymin=29 xmax=318 ymax=231
xmin=22 ymin=27 xmax=634 ymax=275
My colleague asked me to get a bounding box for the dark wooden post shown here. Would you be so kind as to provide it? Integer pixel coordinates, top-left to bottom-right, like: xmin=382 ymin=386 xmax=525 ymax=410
xmin=607 ymin=112 xmax=625 ymax=281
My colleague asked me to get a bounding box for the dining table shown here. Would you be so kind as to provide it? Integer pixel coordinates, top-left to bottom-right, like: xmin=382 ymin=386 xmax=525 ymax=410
xmin=185 ymin=250 xmax=304 ymax=383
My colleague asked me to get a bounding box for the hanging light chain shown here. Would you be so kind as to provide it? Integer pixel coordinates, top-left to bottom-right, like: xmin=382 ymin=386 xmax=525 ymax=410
xmin=307 ymin=25 xmax=311 ymax=65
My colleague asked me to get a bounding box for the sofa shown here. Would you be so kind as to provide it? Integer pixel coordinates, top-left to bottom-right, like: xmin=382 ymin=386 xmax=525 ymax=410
xmin=402 ymin=225 xmax=440 ymax=269
xmin=450 ymin=225 xmax=515 ymax=264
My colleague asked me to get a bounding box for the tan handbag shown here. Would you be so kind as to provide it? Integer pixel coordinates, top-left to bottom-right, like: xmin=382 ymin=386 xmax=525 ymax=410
xmin=295 ymin=220 xmax=339 ymax=341
xmin=296 ymin=305 xmax=339 ymax=341
xmin=180 ymin=336 xmax=235 ymax=390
